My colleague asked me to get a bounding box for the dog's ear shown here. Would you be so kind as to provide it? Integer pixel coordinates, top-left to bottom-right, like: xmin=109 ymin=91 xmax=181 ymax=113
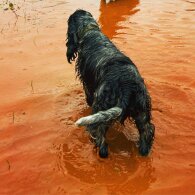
xmin=66 ymin=16 xmax=78 ymax=64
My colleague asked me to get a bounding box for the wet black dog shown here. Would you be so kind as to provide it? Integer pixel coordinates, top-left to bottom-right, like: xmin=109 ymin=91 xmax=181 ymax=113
xmin=66 ymin=10 xmax=155 ymax=158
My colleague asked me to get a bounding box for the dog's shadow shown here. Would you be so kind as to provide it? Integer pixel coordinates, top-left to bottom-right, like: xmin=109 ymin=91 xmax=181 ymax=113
xmin=99 ymin=0 xmax=140 ymax=38
xmin=106 ymin=121 xmax=139 ymax=155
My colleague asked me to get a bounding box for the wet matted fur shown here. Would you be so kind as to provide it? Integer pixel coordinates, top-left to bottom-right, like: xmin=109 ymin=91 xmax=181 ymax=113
xmin=66 ymin=9 xmax=155 ymax=158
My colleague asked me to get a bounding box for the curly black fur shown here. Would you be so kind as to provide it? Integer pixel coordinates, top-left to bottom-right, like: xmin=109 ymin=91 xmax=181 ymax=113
xmin=66 ymin=9 xmax=155 ymax=158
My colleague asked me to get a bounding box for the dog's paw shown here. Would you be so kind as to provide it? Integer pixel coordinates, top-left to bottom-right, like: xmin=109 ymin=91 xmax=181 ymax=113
xmin=139 ymin=126 xmax=154 ymax=156
xmin=139 ymin=143 xmax=150 ymax=156
xmin=139 ymin=136 xmax=152 ymax=156
xmin=99 ymin=144 xmax=108 ymax=158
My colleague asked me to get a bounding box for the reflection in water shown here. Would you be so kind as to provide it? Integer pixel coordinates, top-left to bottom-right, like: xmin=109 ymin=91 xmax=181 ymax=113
xmin=57 ymin=125 xmax=156 ymax=194
xmin=99 ymin=0 xmax=140 ymax=38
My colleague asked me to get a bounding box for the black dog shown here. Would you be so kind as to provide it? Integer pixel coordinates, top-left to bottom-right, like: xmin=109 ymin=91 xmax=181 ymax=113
xmin=66 ymin=10 xmax=155 ymax=158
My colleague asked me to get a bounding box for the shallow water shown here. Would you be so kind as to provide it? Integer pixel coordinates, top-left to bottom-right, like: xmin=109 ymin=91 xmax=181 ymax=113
xmin=0 ymin=0 xmax=195 ymax=194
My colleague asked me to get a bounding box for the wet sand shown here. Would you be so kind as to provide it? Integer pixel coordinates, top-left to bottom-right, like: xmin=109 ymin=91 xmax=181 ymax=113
xmin=0 ymin=0 xmax=195 ymax=194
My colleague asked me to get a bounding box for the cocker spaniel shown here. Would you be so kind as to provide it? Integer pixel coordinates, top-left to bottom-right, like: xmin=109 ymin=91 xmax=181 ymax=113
xmin=66 ymin=10 xmax=155 ymax=158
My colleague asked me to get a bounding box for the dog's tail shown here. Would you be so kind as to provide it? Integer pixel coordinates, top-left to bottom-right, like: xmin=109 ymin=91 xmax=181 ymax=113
xmin=75 ymin=107 xmax=122 ymax=127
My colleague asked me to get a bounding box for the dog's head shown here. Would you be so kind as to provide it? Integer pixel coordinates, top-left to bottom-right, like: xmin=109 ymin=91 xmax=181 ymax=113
xmin=66 ymin=10 xmax=95 ymax=63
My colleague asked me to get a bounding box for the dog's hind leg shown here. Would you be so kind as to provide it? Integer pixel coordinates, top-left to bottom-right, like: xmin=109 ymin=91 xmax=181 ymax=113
xmin=96 ymin=124 xmax=109 ymax=158
xmin=84 ymin=84 xmax=119 ymax=158
xmin=130 ymin=82 xmax=155 ymax=156
xmin=133 ymin=112 xmax=155 ymax=156
xmin=87 ymin=124 xmax=109 ymax=158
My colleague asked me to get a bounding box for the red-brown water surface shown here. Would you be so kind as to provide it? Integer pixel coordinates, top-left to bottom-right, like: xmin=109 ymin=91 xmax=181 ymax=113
xmin=0 ymin=0 xmax=195 ymax=194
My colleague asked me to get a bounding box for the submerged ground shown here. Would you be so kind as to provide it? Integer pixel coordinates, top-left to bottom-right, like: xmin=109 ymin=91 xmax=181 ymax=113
xmin=0 ymin=0 xmax=195 ymax=194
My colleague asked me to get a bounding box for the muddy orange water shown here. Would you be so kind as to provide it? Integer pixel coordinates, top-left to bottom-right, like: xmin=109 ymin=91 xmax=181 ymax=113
xmin=0 ymin=0 xmax=195 ymax=194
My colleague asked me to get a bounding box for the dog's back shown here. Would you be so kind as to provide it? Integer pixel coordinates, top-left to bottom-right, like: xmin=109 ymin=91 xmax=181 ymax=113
xmin=77 ymin=28 xmax=149 ymax=121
